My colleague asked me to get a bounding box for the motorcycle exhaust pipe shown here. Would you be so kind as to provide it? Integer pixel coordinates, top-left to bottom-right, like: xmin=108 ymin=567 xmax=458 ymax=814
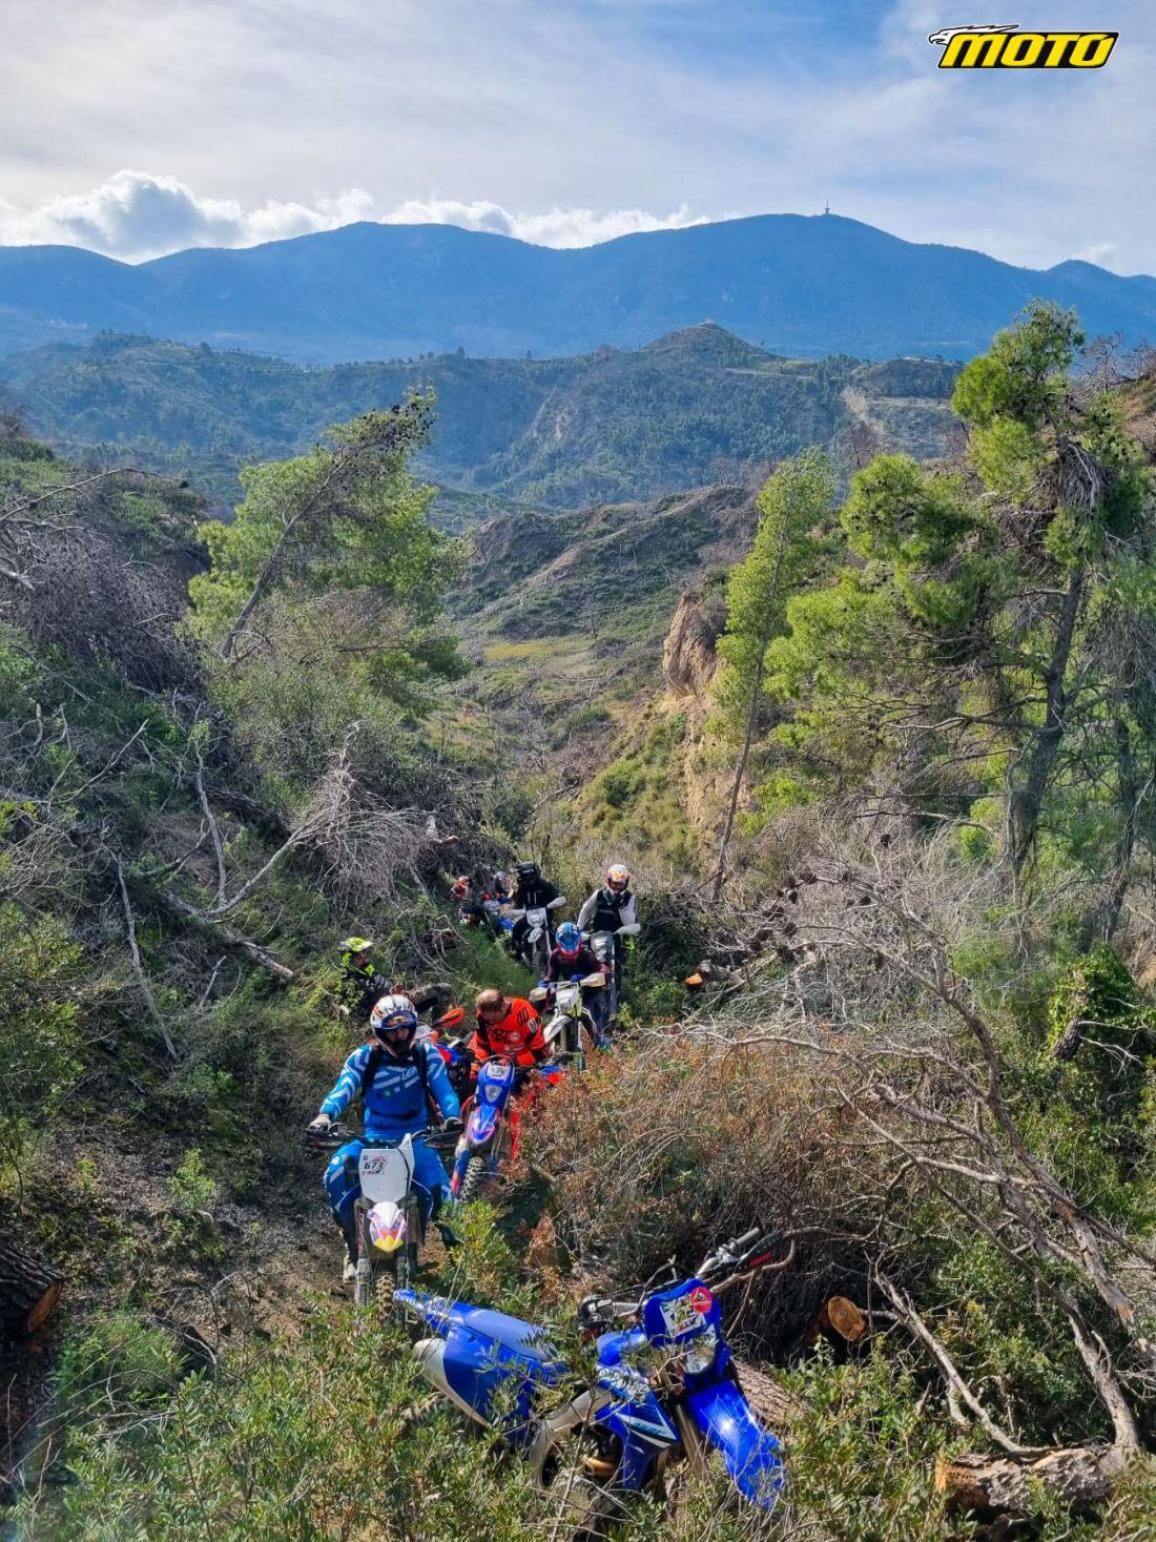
xmin=582 ymin=1455 xmax=617 ymax=1479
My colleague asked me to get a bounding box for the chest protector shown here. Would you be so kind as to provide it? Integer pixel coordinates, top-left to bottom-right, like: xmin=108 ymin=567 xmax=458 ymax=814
xmin=590 ymin=887 xmax=631 ymax=934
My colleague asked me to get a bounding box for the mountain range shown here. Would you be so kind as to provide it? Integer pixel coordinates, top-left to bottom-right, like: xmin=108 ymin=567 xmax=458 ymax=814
xmin=1 ymin=213 xmax=1154 ymax=365
xmin=0 ymin=325 xmax=962 ymax=513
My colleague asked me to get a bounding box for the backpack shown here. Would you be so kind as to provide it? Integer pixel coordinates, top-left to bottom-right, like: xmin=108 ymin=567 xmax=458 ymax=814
xmin=359 ymin=1041 xmax=434 ymax=1113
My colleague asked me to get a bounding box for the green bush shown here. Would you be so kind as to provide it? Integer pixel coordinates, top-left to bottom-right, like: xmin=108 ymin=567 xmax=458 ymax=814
xmin=0 ymin=903 xmax=81 ymax=1178
xmin=54 ymin=1310 xmax=183 ymax=1426
xmin=771 ymin=1346 xmax=962 ymax=1540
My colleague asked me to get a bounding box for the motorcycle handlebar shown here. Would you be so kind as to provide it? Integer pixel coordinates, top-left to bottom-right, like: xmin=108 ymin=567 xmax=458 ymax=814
xmin=425 ymin=1126 xmax=463 ymax=1151
xmin=696 ymin=1228 xmax=792 ymax=1283
xmin=577 ymin=1229 xmax=792 ymax=1330
xmin=303 ymin=1121 xmax=462 ymax=1153
xmin=577 ymin=1295 xmax=641 ymax=1330
xmin=303 ymin=1120 xmax=355 ymax=1152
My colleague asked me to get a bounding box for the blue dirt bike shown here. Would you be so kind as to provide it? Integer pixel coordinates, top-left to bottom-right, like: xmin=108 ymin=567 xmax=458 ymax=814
xmin=397 ymin=1228 xmax=791 ymax=1535
xmin=449 ymin=1056 xmax=565 ymax=1203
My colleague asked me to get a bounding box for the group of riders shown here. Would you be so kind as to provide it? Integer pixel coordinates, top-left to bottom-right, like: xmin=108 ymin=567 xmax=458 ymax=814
xmin=306 ymin=860 xmax=636 ymax=1280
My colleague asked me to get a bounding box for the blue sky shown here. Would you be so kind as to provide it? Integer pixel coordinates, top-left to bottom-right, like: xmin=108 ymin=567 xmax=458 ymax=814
xmin=0 ymin=0 xmax=1151 ymax=271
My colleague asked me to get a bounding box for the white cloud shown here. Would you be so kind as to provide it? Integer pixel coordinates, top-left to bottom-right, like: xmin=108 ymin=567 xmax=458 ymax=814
xmin=379 ymin=197 xmax=707 ymax=247
xmin=1071 ymin=242 xmax=1121 ymax=272
xmin=0 ymin=171 xmax=376 ymax=261
xmin=0 ymin=1 xmax=1153 ymax=274
xmin=0 ymin=172 xmax=708 ymax=261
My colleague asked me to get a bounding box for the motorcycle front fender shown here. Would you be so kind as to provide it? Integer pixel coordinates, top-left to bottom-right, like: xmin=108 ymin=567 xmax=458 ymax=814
xmin=466 ymin=1105 xmax=501 ymax=1146
xmin=542 ymin=1012 xmax=566 ymax=1046
xmin=685 ymin=1379 xmax=785 ymax=1510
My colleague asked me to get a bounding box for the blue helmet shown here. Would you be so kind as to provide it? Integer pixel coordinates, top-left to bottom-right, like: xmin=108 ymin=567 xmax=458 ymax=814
xmin=556 ymin=922 xmax=582 ymax=959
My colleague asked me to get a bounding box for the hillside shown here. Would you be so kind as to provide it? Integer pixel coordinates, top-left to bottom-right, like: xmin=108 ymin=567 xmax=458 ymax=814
xmin=2 ymin=213 xmax=1155 ymax=365
xmin=4 ymin=314 xmax=1156 ymax=1537
xmin=0 ymin=325 xmax=962 ymax=512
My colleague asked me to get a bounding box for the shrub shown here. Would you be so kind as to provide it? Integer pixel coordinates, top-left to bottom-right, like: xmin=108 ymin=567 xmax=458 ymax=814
xmin=54 ymin=1309 xmax=183 ymax=1427
xmin=0 ymin=903 xmax=81 ymax=1179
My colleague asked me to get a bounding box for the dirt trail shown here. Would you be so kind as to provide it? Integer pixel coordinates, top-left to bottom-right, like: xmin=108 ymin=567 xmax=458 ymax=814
xmin=0 ymin=1131 xmax=344 ymax=1502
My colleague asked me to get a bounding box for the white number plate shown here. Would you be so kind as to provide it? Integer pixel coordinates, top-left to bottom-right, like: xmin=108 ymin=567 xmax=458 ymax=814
xmin=659 ymin=1286 xmax=713 ymax=1339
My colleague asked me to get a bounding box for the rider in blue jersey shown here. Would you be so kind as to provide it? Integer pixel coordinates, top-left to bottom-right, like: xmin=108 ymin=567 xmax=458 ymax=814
xmin=308 ymin=994 xmax=462 ymax=1279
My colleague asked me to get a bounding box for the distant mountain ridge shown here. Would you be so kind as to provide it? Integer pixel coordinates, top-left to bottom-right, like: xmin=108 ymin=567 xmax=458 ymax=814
xmin=0 ymin=325 xmax=963 ymax=513
xmin=1 ymin=213 xmax=1153 ymax=365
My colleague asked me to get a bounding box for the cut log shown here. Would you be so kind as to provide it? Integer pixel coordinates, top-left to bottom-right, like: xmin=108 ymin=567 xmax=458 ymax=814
xmin=803 ymin=1295 xmax=869 ymax=1350
xmin=936 ymin=1445 xmax=1128 ymax=1516
xmin=0 ymin=1232 xmax=64 ymax=1339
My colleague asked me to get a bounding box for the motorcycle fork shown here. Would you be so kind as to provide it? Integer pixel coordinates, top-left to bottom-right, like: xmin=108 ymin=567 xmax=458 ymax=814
xmin=497 ymin=1099 xmax=521 ymax=1165
xmin=670 ymin=1400 xmax=708 ymax=1479
xmin=355 ymin=1201 xmax=372 ymax=1266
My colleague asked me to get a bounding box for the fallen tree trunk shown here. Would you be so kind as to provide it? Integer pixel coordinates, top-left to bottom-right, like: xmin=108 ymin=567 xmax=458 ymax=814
xmin=734 ymin=1359 xmax=804 ymax=1432
xmin=936 ymin=1444 xmax=1129 ymax=1516
xmin=157 ymin=886 xmax=295 ymax=980
xmin=125 ymin=873 xmax=295 ymax=981
xmin=0 ymin=1233 xmax=64 ymax=1338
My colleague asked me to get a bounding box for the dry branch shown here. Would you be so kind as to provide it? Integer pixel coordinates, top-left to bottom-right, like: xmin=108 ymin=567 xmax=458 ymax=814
xmin=296 ymin=739 xmax=430 ymax=908
xmin=115 ymin=858 xmax=178 ymax=1060
xmin=151 ymin=885 xmax=295 ymax=981
xmin=690 ymin=824 xmax=1155 ymax=1466
xmin=876 ymin=1272 xmax=1047 ymax=1458
xmin=193 ymin=738 xmax=228 ymax=909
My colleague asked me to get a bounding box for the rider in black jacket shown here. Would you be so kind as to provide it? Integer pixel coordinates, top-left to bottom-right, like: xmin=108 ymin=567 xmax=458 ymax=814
xmin=508 ymin=861 xmax=559 ymax=963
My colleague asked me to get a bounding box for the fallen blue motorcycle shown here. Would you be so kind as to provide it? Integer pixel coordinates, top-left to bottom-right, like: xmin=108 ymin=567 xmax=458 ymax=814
xmin=397 ymin=1228 xmax=791 ymax=1535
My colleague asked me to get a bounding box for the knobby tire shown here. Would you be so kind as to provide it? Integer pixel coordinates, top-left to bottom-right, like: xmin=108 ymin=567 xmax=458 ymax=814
xmin=459 ymin=1153 xmax=488 ymax=1203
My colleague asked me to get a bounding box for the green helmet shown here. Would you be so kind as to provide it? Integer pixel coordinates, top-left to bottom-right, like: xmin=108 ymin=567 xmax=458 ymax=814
xmin=341 ymin=936 xmax=373 ymax=955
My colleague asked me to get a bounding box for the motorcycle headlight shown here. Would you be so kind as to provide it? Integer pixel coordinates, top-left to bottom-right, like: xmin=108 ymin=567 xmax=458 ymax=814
xmin=682 ymin=1327 xmax=719 ymax=1375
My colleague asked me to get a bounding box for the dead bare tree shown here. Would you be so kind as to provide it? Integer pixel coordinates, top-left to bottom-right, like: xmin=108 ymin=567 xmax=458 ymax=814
xmin=296 ymin=733 xmax=430 ymax=908
xmin=684 ymin=825 xmax=1156 ymax=1514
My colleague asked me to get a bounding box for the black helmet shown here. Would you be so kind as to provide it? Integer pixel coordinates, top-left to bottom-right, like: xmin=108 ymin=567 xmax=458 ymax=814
xmin=516 ymin=861 xmax=540 ymax=883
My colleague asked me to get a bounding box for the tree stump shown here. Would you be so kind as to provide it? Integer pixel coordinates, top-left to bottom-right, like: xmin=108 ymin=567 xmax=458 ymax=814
xmin=804 ymin=1295 xmax=868 ymax=1348
xmin=0 ymin=1232 xmax=64 ymax=1339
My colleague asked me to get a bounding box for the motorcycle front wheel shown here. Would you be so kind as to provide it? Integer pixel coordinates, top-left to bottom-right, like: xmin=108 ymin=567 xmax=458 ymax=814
xmin=374 ymin=1261 xmax=396 ymax=1316
xmin=560 ymin=1019 xmax=585 ymax=1070
xmin=458 ymin=1152 xmax=489 ymax=1203
xmin=544 ymin=1452 xmax=620 ymax=1541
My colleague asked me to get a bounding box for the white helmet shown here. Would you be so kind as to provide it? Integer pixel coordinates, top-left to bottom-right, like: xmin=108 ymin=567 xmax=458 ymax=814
xmin=369 ymin=994 xmax=418 ymax=1043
